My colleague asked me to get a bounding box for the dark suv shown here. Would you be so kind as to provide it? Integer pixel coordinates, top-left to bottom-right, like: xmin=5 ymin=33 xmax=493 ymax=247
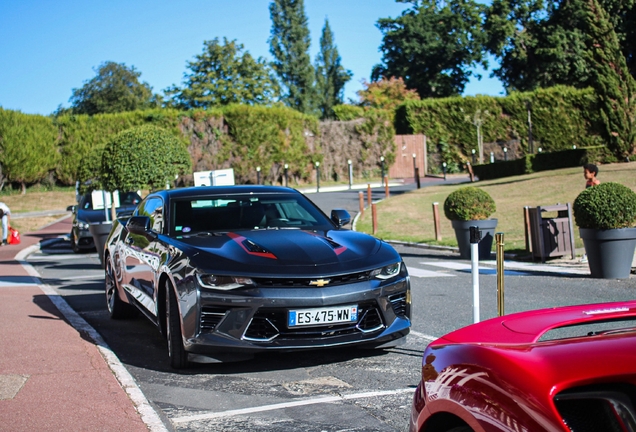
xmin=69 ymin=191 xmax=141 ymax=252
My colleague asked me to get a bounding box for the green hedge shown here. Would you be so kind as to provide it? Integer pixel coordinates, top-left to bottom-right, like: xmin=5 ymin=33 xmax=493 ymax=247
xmin=395 ymin=86 xmax=604 ymax=163
xmin=471 ymin=147 xmax=606 ymax=180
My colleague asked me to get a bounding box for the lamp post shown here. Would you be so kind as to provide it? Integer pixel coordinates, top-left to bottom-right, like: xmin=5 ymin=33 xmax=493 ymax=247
xmin=256 ymin=166 xmax=261 ymax=185
xmin=503 ymin=147 xmax=508 ymax=161
xmin=284 ymin=163 xmax=288 ymax=187
xmin=490 ymin=152 xmax=495 ymax=163
xmin=526 ymin=101 xmax=534 ymax=154
xmin=380 ymin=156 xmax=385 ymax=181
xmin=442 ymin=162 xmax=447 ymax=180
xmin=412 ymin=153 xmax=420 ymax=189
xmin=471 ymin=148 xmax=476 ymax=165
xmin=348 ymin=159 xmax=353 ymax=189
xmin=315 ymin=161 xmax=320 ymax=193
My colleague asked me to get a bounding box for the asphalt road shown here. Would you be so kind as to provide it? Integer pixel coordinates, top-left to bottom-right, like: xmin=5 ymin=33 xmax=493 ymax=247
xmin=26 ymin=186 xmax=636 ymax=432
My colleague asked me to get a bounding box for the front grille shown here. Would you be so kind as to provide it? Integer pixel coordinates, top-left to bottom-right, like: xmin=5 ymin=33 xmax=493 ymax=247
xmin=251 ymin=271 xmax=370 ymax=288
xmin=243 ymin=301 xmax=384 ymax=342
xmin=200 ymin=306 xmax=228 ymax=331
xmin=554 ymin=385 xmax=636 ymax=432
xmin=388 ymin=292 xmax=407 ymax=316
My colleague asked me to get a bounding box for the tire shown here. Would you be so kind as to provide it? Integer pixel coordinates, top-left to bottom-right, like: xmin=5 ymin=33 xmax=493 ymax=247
xmin=70 ymin=231 xmax=81 ymax=253
xmin=105 ymin=258 xmax=135 ymax=319
xmin=166 ymin=283 xmax=189 ymax=369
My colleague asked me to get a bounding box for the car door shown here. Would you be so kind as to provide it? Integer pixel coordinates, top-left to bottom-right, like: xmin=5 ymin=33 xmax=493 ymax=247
xmin=122 ymin=197 xmax=164 ymax=317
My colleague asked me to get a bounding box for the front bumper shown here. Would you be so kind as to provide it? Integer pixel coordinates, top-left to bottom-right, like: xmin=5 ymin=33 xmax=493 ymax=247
xmin=182 ymin=277 xmax=411 ymax=355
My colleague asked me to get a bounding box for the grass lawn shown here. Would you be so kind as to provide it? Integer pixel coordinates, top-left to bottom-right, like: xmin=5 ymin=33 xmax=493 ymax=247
xmin=0 ymin=187 xmax=77 ymax=234
xmin=355 ymin=162 xmax=636 ymax=254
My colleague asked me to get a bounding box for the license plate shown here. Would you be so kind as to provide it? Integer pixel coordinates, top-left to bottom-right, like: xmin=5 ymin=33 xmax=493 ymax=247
xmin=288 ymin=305 xmax=358 ymax=327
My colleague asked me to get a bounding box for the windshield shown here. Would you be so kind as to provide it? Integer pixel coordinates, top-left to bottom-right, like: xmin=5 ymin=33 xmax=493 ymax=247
xmin=171 ymin=193 xmax=334 ymax=236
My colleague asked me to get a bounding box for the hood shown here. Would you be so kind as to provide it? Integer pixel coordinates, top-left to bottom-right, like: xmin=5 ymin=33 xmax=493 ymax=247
xmin=177 ymin=229 xmax=392 ymax=276
xmin=429 ymin=300 xmax=636 ymax=402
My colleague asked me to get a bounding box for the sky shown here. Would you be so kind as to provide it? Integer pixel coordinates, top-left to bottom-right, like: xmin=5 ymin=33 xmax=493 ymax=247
xmin=0 ymin=0 xmax=505 ymax=116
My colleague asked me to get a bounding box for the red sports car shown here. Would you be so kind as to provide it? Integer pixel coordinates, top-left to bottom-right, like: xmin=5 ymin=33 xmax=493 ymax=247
xmin=410 ymin=300 xmax=636 ymax=432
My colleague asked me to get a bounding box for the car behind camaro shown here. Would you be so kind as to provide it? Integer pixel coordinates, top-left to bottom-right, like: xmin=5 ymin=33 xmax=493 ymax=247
xmin=104 ymin=185 xmax=411 ymax=368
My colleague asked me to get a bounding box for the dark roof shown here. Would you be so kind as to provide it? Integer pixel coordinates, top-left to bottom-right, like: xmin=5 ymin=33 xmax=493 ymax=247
xmin=150 ymin=185 xmax=301 ymax=200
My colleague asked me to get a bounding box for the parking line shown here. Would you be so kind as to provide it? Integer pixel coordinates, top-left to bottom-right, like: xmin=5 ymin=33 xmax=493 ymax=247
xmin=171 ymin=388 xmax=414 ymax=424
xmin=409 ymin=331 xmax=437 ymax=342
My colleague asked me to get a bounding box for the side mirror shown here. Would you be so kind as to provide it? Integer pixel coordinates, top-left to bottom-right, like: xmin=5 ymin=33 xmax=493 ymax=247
xmin=66 ymin=205 xmax=76 ymax=213
xmin=331 ymin=209 xmax=351 ymax=228
xmin=126 ymin=216 xmax=152 ymax=235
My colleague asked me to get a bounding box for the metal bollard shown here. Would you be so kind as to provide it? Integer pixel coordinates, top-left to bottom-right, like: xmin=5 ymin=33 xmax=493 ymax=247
xmin=358 ymin=191 xmax=364 ymax=216
xmin=496 ymin=232 xmax=505 ymax=316
xmin=384 ymin=176 xmax=389 ymax=198
xmin=367 ymin=184 xmax=372 ymax=208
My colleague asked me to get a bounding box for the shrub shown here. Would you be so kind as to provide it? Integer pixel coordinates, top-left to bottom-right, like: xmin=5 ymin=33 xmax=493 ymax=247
xmin=443 ymin=186 xmax=496 ymax=221
xmin=101 ymin=125 xmax=191 ymax=192
xmin=573 ymin=182 xmax=636 ymax=229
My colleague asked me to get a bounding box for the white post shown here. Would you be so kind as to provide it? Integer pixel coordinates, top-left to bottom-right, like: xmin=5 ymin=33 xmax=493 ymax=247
xmin=471 ymin=242 xmax=480 ymax=323
xmin=470 ymin=226 xmax=481 ymax=323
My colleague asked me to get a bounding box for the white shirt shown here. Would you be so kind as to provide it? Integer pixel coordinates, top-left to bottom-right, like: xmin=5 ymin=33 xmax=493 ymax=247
xmin=0 ymin=202 xmax=10 ymax=216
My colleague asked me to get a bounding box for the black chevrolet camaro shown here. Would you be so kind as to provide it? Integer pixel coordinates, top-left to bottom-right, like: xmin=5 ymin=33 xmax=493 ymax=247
xmin=104 ymin=185 xmax=411 ymax=368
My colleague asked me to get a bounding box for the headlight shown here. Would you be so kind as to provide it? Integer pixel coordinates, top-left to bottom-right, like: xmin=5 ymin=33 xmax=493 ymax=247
xmin=196 ymin=274 xmax=254 ymax=291
xmin=370 ymin=262 xmax=402 ymax=280
xmin=76 ymin=220 xmax=90 ymax=230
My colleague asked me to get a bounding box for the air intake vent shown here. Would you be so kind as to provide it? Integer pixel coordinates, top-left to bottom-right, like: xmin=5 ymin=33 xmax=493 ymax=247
xmin=388 ymin=292 xmax=407 ymax=316
xmin=200 ymin=306 xmax=227 ymax=331
xmin=554 ymin=385 xmax=636 ymax=432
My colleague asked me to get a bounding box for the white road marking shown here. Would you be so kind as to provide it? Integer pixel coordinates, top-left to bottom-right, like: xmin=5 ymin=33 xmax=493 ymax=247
xmin=16 ymin=245 xmax=168 ymax=432
xmin=421 ymin=260 xmax=589 ymax=275
xmin=171 ymin=388 xmax=415 ymax=424
xmin=420 ymin=261 xmax=471 ymax=270
xmin=59 ymin=273 xmax=104 ymax=280
xmin=28 ymin=253 xmax=98 ymax=261
xmin=409 ymin=331 xmax=438 ymax=342
xmin=406 ymin=267 xmax=454 ymax=278
xmin=0 ymin=276 xmax=40 ymax=287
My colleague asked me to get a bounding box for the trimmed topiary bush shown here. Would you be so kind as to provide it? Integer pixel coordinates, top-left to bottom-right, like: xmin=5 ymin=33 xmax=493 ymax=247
xmin=101 ymin=124 xmax=191 ymax=192
xmin=573 ymin=182 xmax=636 ymax=229
xmin=443 ymin=186 xmax=496 ymax=221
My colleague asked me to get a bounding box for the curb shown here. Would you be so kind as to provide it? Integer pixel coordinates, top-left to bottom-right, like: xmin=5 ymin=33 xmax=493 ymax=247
xmin=15 ymin=242 xmax=169 ymax=432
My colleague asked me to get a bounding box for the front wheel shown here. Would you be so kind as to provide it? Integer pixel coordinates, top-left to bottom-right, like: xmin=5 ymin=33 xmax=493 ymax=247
xmin=105 ymin=258 xmax=135 ymax=319
xmin=166 ymin=283 xmax=188 ymax=369
xmin=70 ymin=231 xmax=81 ymax=253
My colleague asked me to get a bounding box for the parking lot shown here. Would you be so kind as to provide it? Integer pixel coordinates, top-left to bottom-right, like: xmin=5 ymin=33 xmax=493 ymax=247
xmin=26 ymin=231 xmax=635 ymax=431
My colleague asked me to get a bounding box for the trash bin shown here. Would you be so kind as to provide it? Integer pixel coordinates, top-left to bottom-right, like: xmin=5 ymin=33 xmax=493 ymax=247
xmin=524 ymin=204 xmax=576 ymax=262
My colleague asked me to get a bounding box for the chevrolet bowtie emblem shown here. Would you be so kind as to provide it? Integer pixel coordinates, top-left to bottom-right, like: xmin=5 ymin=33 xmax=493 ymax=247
xmin=309 ymin=279 xmax=331 ymax=287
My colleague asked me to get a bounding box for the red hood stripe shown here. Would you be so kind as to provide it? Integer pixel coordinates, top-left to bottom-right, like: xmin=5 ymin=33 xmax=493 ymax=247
xmin=227 ymin=232 xmax=277 ymax=260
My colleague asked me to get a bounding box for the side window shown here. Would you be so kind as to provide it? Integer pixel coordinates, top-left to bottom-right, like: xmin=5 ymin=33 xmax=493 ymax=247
xmin=135 ymin=197 xmax=164 ymax=233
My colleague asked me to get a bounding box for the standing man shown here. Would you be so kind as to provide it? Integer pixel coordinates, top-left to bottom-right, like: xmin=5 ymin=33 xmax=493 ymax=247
xmin=0 ymin=202 xmax=11 ymax=245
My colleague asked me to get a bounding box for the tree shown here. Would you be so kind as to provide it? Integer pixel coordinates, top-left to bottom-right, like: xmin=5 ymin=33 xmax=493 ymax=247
xmin=101 ymin=125 xmax=191 ymax=212
xmin=373 ymin=0 xmax=487 ymax=98
xmin=69 ymin=61 xmax=159 ymax=115
xmin=0 ymin=109 xmax=59 ymax=193
xmin=484 ymin=0 xmax=636 ymax=92
xmin=269 ymin=0 xmax=317 ymax=114
xmin=357 ymin=77 xmax=420 ymax=111
xmin=583 ymin=0 xmax=636 ymax=159
xmin=164 ymin=38 xmax=280 ymax=109
xmin=314 ymin=19 xmax=352 ymax=119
